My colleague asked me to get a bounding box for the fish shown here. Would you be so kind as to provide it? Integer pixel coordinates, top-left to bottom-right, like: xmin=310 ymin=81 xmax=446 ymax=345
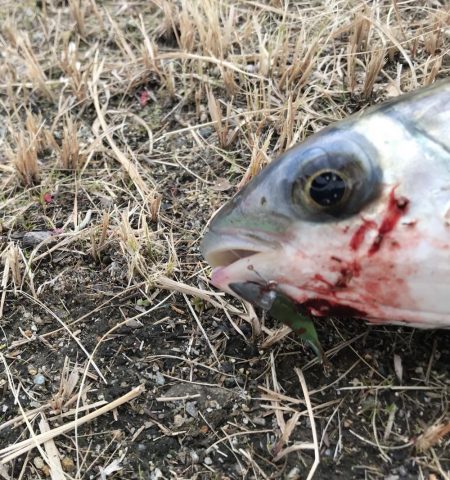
xmin=201 ymin=80 xmax=450 ymax=329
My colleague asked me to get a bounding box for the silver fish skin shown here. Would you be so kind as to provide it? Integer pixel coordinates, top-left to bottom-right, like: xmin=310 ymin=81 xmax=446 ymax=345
xmin=201 ymin=80 xmax=450 ymax=328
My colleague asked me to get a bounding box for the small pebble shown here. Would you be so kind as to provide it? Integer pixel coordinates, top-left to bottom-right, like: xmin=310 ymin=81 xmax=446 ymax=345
xmin=198 ymin=126 xmax=213 ymax=138
xmin=205 ymin=399 xmax=219 ymax=409
xmin=173 ymin=414 xmax=185 ymax=427
xmin=185 ymin=402 xmax=198 ymax=418
xmin=155 ymin=371 xmax=165 ymax=386
xmin=33 ymin=374 xmax=45 ymax=385
xmin=33 ymin=456 xmax=45 ymax=470
xmin=111 ymin=429 xmax=123 ymax=440
xmin=151 ymin=468 xmax=163 ymax=479
xmin=23 ymin=231 xmax=53 ymax=248
xmin=61 ymin=456 xmax=75 ymax=472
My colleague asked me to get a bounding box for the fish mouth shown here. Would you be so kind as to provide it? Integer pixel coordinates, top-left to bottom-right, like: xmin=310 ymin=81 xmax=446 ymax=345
xmin=201 ymin=229 xmax=280 ymax=269
xmin=203 ymin=244 xmax=259 ymax=269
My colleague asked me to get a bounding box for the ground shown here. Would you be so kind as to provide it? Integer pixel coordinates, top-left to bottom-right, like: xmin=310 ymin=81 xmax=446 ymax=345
xmin=0 ymin=1 xmax=449 ymax=479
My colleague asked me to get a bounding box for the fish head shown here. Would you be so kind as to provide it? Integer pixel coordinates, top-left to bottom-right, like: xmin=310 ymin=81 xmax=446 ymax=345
xmin=201 ymin=84 xmax=450 ymax=328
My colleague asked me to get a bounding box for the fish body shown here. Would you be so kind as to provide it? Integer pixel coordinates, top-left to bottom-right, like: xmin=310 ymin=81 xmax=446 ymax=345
xmin=201 ymin=80 xmax=450 ymax=328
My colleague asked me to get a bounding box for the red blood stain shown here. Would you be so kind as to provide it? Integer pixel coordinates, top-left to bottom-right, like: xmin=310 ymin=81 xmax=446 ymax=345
xmin=335 ymin=264 xmax=359 ymax=288
xmin=349 ymin=187 xmax=409 ymax=255
xmin=301 ymin=298 xmax=367 ymax=318
xmin=368 ymin=189 xmax=409 ymax=255
xmin=293 ymin=253 xmax=417 ymax=322
xmin=350 ymin=219 xmax=377 ymax=250
xmin=285 ymin=186 xmax=420 ymax=324
xmin=332 ymin=258 xmax=361 ymax=284
xmin=308 ymin=261 xmax=362 ymax=293
xmin=313 ymin=274 xmax=335 ymax=290
xmin=362 ymin=273 xmax=409 ymax=310
xmin=300 ymin=277 xmax=334 ymax=296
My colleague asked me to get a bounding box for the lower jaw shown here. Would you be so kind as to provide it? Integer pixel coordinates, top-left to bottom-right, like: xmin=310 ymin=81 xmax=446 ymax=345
xmin=210 ymin=266 xmax=234 ymax=293
xmin=210 ymin=266 xmax=223 ymax=285
xmin=210 ymin=269 xmax=450 ymax=328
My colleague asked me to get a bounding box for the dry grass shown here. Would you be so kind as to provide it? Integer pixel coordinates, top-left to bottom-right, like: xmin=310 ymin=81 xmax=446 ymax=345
xmin=59 ymin=115 xmax=86 ymax=170
xmin=0 ymin=1 xmax=449 ymax=479
xmin=7 ymin=131 xmax=40 ymax=187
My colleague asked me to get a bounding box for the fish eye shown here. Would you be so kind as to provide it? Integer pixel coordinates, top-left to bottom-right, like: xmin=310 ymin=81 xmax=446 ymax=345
xmin=306 ymin=168 xmax=349 ymax=208
xmin=290 ymin=142 xmax=381 ymax=220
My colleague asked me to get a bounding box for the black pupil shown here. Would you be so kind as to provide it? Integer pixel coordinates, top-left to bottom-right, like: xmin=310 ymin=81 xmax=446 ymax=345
xmin=309 ymin=171 xmax=346 ymax=207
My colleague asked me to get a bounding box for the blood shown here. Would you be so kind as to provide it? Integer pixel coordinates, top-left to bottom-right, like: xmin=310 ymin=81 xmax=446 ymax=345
xmin=288 ymin=187 xmax=418 ymax=323
xmin=300 ymin=298 xmax=367 ymax=318
xmin=389 ymin=240 xmax=400 ymax=249
xmin=294 ymin=249 xmax=416 ymax=321
xmin=350 ymin=219 xmax=377 ymax=250
xmin=368 ymin=189 xmax=409 ymax=255
xmin=330 ymin=259 xmax=362 ymax=288
xmin=305 ymin=261 xmax=362 ymax=294
xmin=335 ymin=263 xmax=360 ymax=288
xmin=349 ymin=187 xmax=409 ymax=255
xmin=313 ymin=274 xmax=335 ymax=290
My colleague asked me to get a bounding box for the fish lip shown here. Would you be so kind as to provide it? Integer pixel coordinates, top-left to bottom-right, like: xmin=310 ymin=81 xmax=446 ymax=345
xmin=200 ymin=228 xmax=281 ymax=269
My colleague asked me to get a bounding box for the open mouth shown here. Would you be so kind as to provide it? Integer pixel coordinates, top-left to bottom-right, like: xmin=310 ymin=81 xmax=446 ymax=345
xmin=205 ymin=248 xmax=259 ymax=268
xmin=201 ymin=230 xmax=279 ymax=269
